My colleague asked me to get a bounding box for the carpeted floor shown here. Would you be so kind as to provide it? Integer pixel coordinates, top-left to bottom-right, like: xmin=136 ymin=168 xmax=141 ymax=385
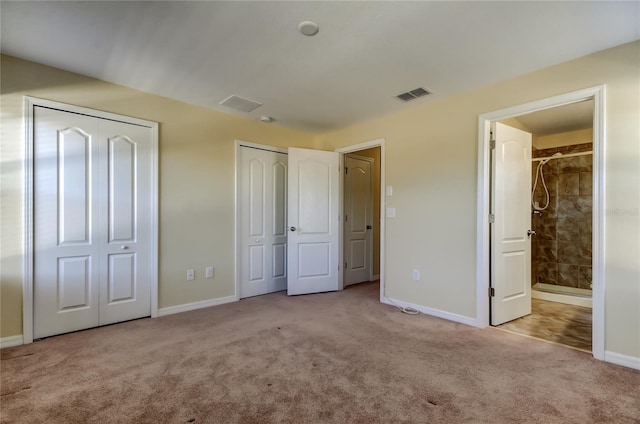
xmin=1 ymin=282 xmax=639 ymax=423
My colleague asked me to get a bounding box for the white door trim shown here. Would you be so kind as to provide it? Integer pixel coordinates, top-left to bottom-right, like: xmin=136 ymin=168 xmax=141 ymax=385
xmin=476 ymin=86 xmax=606 ymax=360
xmin=234 ymin=140 xmax=287 ymax=300
xmin=23 ymin=96 xmax=159 ymax=344
xmin=335 ymin=139 xmax=386 ymax=302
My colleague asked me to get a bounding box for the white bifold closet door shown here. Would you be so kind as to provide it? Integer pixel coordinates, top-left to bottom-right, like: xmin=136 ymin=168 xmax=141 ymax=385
xmin=33 ymin=106 xmax=153 ymax=339
xmin=238 ymin=146 xmax=288 ymax=298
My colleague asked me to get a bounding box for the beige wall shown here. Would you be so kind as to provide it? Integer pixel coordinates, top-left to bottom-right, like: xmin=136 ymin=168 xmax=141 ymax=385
xmin=0 ymin=55 xmax=315 ymax=337
xmin=316 ymin=41 xmax=640 ymax=359
xmin=534 ymin=128 xmax=593 ymax=150
xmin=2 ymin=41 xmax=639 ymax=361
xmin=350 ymin=147 xmax=381 ymax=278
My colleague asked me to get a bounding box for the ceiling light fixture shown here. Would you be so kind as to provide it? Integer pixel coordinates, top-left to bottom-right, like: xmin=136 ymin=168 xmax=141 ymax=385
xmin=260 ymin=116 xmax=274 ymax=123
xmin=298 ymin=21 xmax=319 ymax=36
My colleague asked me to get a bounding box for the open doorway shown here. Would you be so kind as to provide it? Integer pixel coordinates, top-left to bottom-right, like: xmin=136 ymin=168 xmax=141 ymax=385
xmin=476 ymin=86 xmax=605 ymax=360
xmin=494 ymin=100 xmax=594 ymax=352
xmin=337 ymin=139 xmax=386 ymax=302
xmin=342 ymin=148 xmax=381 ymax=288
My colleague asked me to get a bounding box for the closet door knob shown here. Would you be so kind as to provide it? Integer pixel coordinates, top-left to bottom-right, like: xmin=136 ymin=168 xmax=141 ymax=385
xmin=527 ymin=230 xmax=536 ymax=237
xmin=289 ymin=227 xmax=296 ymax=232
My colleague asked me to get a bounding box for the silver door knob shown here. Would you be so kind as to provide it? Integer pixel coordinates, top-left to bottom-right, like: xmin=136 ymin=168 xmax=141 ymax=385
xmin=120 ymin=245 xmax=129 ymax=250
xmin=527 ymin=230 xmax=536 ymax=237
xmin=289 ymin=226 xmax=296 ymax=232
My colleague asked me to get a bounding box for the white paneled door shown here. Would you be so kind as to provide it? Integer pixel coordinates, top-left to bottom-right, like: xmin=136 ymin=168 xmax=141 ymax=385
xmin=287 ymin=147 xmax=340 ymax=295
xmin=33 ymin=106 xmax=153 ymax=338
xmin=238 ymin=146 xmax=288 ymax=298
xmin=343 ymin=155 xmax=373 ymax=286
xmin=491 ymin=122 xmax=533 ymax=325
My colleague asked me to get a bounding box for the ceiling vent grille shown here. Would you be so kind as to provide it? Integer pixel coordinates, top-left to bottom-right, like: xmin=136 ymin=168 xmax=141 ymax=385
xmin=219 ymin=95 xmax=263 ymax=112
xmin=396 ymin=87 xmax=432 ymax=102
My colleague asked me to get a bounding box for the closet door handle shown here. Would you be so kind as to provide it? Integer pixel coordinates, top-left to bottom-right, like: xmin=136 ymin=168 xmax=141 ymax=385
xmin=527 ymin=230 xmax=536 ymax=238
xmin=289 ymin=227 xmax=296 ymax=232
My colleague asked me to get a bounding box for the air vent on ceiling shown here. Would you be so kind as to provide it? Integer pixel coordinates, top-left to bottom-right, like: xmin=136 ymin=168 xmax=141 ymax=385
xmin=219 ymin=95 xmax=263 ymax=112
xmin=396 ymin=87 xmax=432 ymax=102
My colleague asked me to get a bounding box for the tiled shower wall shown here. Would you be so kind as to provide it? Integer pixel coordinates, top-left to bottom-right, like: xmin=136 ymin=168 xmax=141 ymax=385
xmin=531 ymin=143 xmax=592 ymax=290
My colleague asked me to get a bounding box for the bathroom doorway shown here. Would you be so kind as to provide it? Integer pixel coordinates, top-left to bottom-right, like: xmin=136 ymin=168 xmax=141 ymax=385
xmin=496 ymin=100 xmax=594 ymax=351
xmin=476 ymin=86 xmax=605 ymax=359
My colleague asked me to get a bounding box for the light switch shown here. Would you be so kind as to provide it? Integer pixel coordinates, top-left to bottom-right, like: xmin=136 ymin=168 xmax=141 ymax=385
xmin=386 ymin=186 xmax=393 ymax=196
xmin=386 ymin=207 xmax=396 ymax=218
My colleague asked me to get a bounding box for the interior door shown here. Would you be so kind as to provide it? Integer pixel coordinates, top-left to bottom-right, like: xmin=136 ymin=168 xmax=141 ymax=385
xmin=287 ymin=147 xmax=339 ymax=295
xmin=33 ymin=106 xmax=153 ymax=338
xmin=98 ymin=119 xmax=152 ymax=325
xmin=238 ymin=146 xmax=288 ymax=298
xmin=343 ymin=154 xmax=373 ymax=286
xmin=34 ymin=107 xmax=101 ymax=338
xmin=491 ymin=122 xmax=533 ymax=325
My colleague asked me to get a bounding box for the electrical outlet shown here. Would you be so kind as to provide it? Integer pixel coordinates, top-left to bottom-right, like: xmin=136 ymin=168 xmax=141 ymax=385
xmin=187 ymin=269 xmax=195 ymax=281
xmin=205 ymin=266 xmax=214 ymax=278
xmin=412 ymin=269 xmax=420 ymax=281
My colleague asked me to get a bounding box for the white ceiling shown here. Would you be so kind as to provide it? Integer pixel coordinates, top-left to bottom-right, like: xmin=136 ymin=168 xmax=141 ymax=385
xmin=513 ymin=100 xmax=594 ymax=136
xmin=2 ymin=1 xmax=638 ymax=133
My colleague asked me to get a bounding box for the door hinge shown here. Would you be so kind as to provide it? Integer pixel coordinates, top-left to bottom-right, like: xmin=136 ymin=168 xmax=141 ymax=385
xmin=488 ymin=213 xmax=495 ymax=223
xmin=345 ymin=167 xmax=348 ymax=174
xmin=345 ymin=214 xmax=348 ymax=222
xmin=489 ymin=287 xmax=495 ymax=297
xmin=345 ymin=262 xmax=348 ymax=269
xmin=490 ymin=139 xmax=496 ymax=150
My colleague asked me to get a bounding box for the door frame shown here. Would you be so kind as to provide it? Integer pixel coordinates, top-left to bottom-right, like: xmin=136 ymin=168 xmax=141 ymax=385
xmin=343 ymin=153 xmax=375 ymax=285
xmin=22 ymin=97 xmax=160 ymax=344
xmin=336 ymin=138 xmax=386 ymax=302
xmin=475 ymin=86 xmax=605 ymax=360
xmin=234 ymin=140 xmax=288 ymax=300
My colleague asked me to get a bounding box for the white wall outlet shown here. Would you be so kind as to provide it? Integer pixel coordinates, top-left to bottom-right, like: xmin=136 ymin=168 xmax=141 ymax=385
xmin=205 ymin=266 xmax=214 ymax=278
xmin=187 ymin=269 xmax=195 ymax=281
xmin=412 ymin=269 xmax=420 ymax=281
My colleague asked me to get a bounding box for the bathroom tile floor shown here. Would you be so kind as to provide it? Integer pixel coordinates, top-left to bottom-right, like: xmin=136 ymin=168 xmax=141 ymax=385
xmin=495 ymin=298 xmax=592 ymax=351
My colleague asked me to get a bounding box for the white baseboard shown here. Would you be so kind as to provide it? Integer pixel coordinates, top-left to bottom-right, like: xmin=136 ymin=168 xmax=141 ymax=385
xmin=532 ymin=289 xmax=592 ymax=308
xmin=0 ymin=335 xmax=24 ymax=349
xmin=158 ymin=295 xmax=237 ymax=317
xmin=382 ymin=297 xmax=481 ymax=327
xmin=604 ymin=350 xmax=640 ymax=370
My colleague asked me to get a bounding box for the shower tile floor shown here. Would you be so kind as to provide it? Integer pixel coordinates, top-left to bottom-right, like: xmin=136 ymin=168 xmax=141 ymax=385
xmin=496 ymin=298 xmax=592 ymax=351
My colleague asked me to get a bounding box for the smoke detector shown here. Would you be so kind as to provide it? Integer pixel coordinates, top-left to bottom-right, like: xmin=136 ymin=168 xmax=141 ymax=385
xmin=298 ymin=21 xmax=319 ymax=36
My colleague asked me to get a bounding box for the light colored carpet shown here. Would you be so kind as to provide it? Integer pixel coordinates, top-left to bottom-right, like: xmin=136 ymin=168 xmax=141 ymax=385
xmin=1 ymin=282 xmax=639 ymax=423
